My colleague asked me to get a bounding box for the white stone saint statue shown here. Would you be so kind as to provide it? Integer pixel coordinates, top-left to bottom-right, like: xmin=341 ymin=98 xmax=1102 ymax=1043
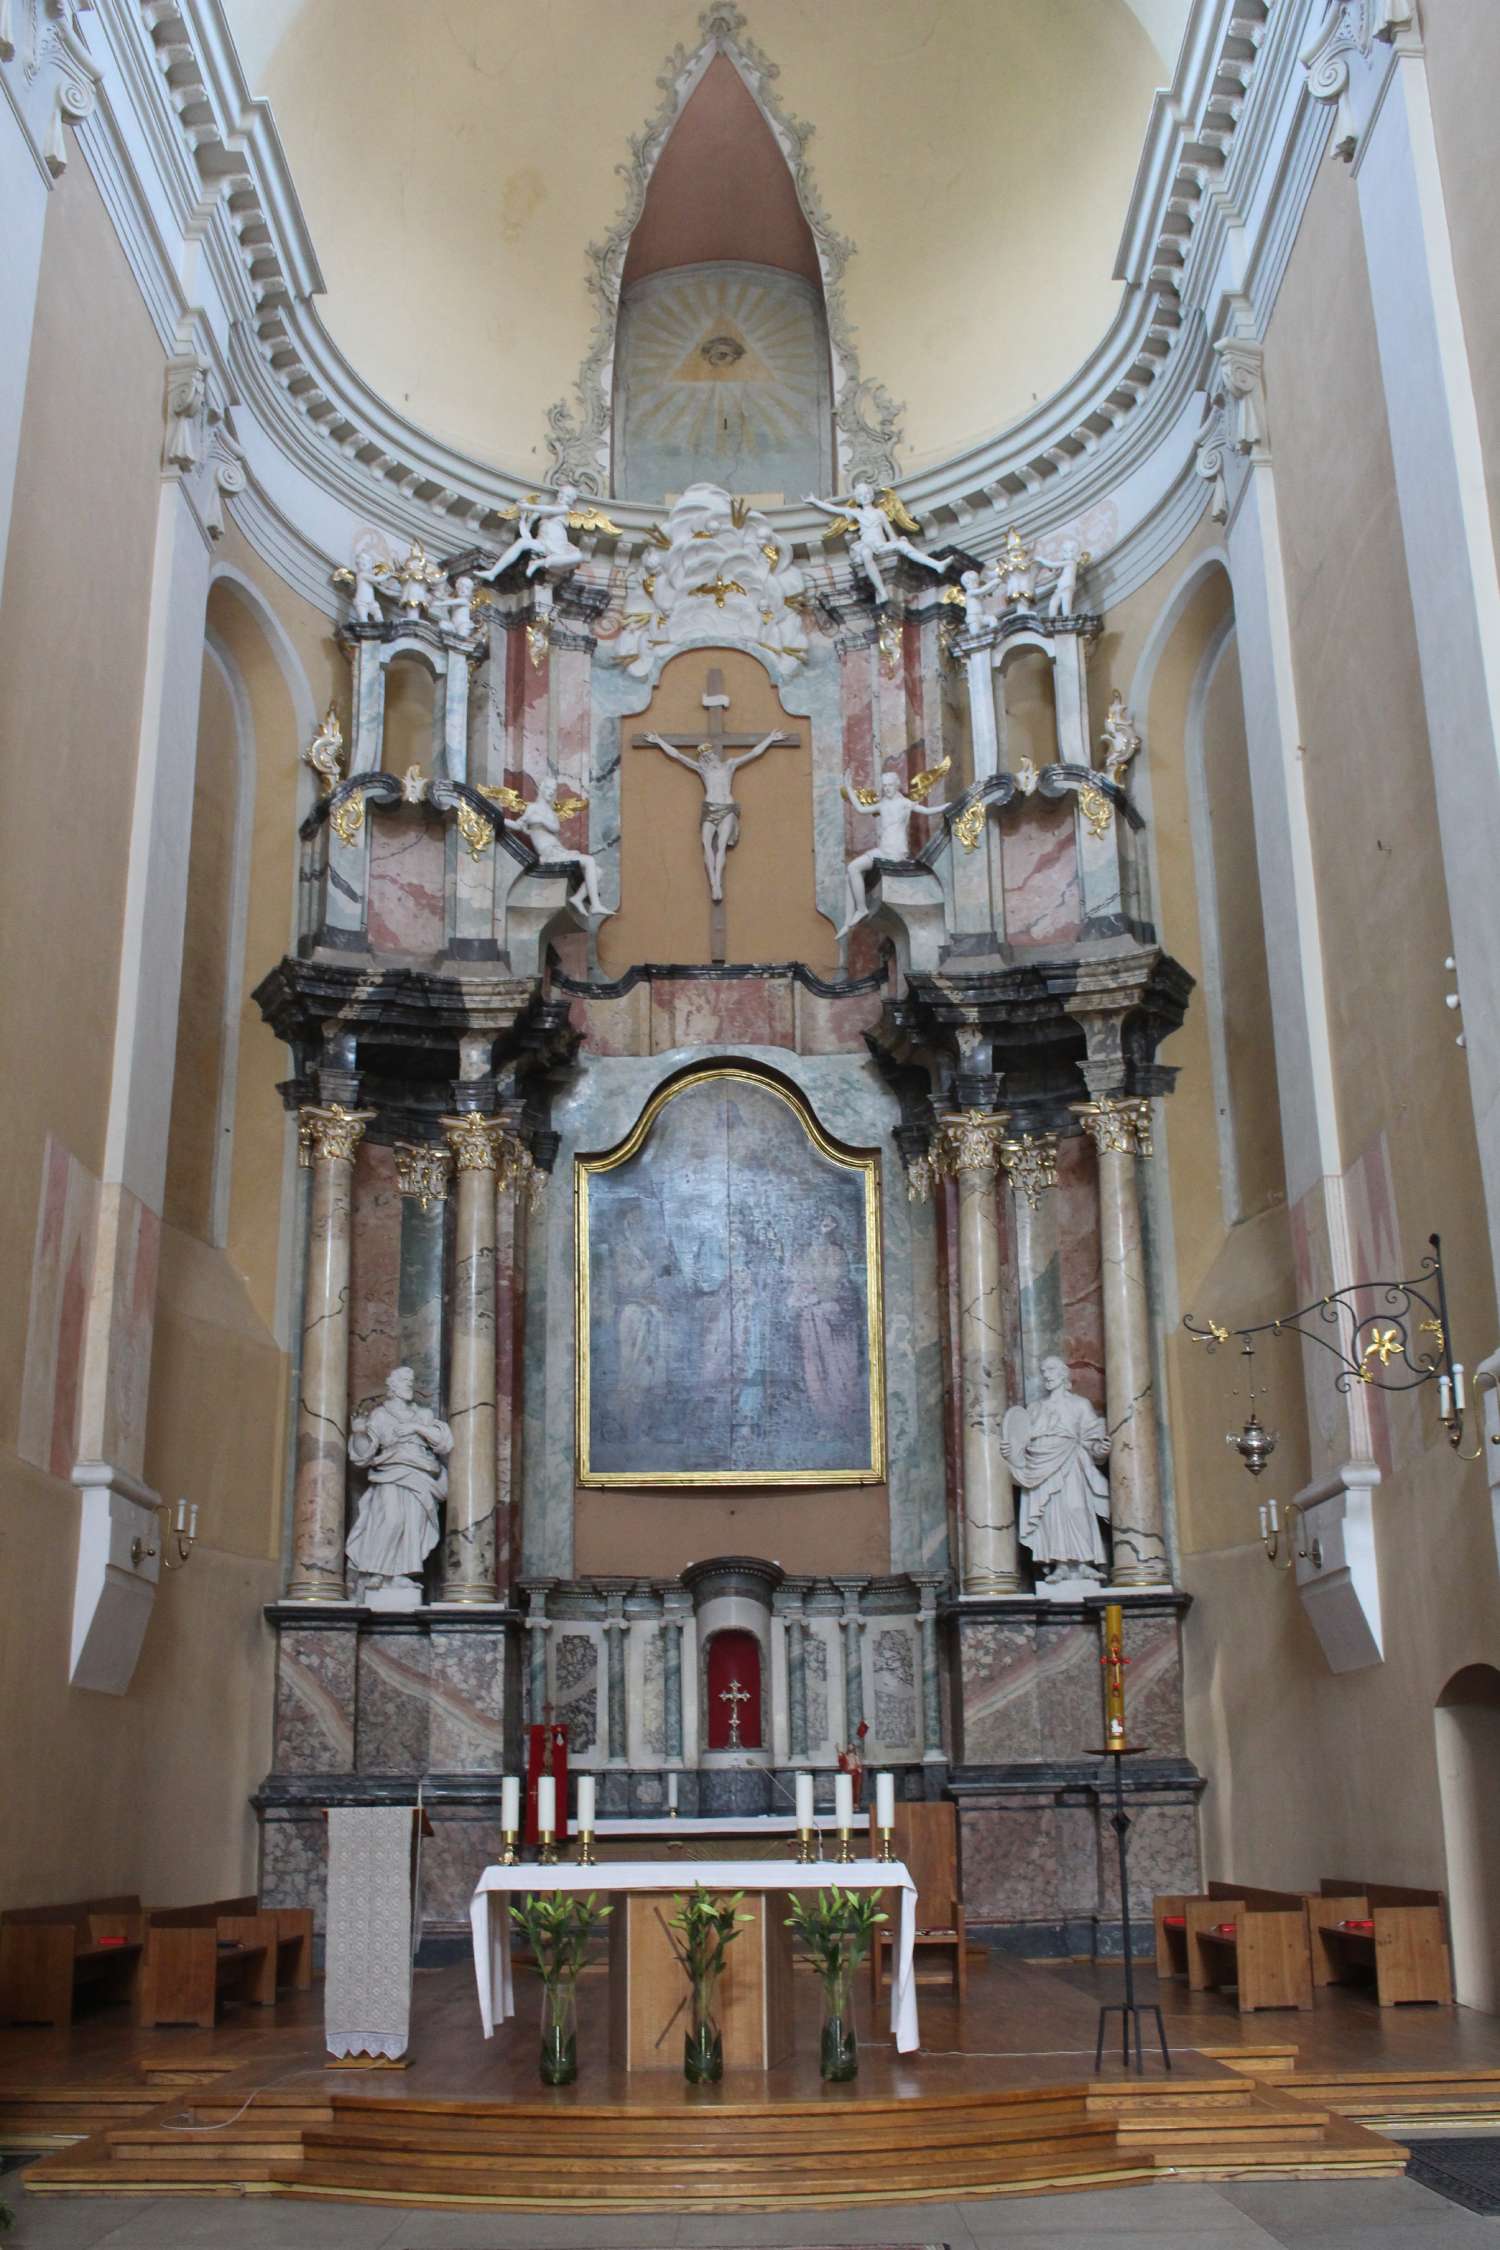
xmin=805 ymin=481 xmax=953 ymax=605
xmin=1000 ymin=1355 xmax=1111 ymax=1585
xmin=345 ymin=1365 xmax=453 ymax=1609
xmin=641 ymin=728 xmax=793 ymax=900
xmin=510 ymin=780 xmax=612 ymax=918
xmin=838 ymin=764 xmax=954 ymax=936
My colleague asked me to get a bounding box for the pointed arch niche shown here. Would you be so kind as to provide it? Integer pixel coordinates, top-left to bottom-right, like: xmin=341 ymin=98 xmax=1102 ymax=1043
xmin=611 ymin=54 xmax=833 ymax=505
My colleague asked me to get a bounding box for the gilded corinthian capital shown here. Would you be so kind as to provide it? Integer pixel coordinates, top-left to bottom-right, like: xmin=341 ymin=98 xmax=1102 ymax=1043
xmin=999 ymin=1128 xmax=1059 ymax=1209
xmin=931 ymin=1109 xmax=1009 ymax=1178
xmin=440 ymin=1113 xmax=544 ymax=1201
xmin=297 ymin=1102 xmax=375 ymax=1167
xmin=1076 ymin=1097 xmax=1153 ymax=1159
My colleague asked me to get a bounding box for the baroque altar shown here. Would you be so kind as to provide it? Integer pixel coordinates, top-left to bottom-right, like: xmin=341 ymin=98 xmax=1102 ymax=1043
xmin=253 ymin=476 xmax=1202 ymax=1960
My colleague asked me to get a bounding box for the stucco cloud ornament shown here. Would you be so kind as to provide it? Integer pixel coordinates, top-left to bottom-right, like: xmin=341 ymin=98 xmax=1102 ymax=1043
xmin=603 ymin=482 xmax=810 ymax=681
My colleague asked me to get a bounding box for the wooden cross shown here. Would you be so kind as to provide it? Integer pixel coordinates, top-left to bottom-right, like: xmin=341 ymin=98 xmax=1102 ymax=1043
xmin=718 ymin=1676 xmax=751 ymax=1749
xmin=632 ymin=665 xmax=801 ymax=963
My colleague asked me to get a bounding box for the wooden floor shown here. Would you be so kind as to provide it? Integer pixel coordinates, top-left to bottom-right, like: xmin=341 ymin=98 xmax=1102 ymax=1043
xmin=5 ymin=1950 xmax=1500 ymax=2210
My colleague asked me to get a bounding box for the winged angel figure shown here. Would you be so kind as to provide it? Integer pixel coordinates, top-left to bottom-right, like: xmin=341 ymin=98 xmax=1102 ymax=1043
xmin=476 ymin=485 xmax=621 ymax=584
xmin=331 ymin=530 xmax=446 ymax=622
xmin=805 ymin=481 xmax=954 ymax=604
xmin=481 ymin=778 xmax=611 ymax=918
xmin=838 ymin=754 xmax=953 ymax=936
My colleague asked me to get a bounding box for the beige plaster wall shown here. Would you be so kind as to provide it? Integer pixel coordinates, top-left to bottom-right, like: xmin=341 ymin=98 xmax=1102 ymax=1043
xmin=243 ymin=0 xmax=1165 ymax=478
xmin=1422 ymin=0 xmax=1500 ymax=570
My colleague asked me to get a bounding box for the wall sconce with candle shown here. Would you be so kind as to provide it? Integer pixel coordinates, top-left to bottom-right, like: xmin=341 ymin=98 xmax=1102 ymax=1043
xmin=130 ymin=1496 xmax=200 ymax=1572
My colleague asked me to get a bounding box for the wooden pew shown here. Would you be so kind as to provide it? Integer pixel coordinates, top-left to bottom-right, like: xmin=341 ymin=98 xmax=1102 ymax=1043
xmin=1159 ymin=1884 xmax=1313 ymax=2012
xmin=137 ymin=1897 xmax=310 ymax=2029
xmin=0 ymin=1897 xmax=144 ymax=2026
xmin=1306 ymin=1878 xmax=1453 ymax=2006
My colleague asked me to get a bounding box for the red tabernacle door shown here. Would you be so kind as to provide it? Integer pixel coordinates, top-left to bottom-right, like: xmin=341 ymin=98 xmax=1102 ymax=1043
xmin=705 ymin=1629 xmax=763 ymax=1749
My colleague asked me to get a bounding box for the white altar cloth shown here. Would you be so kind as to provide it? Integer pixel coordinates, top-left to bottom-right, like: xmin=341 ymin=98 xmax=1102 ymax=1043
xmin=594 ymin=1816 xmax=830 ymax=1836
xmin=470 ymin=1857 xmax=919 ymax=2053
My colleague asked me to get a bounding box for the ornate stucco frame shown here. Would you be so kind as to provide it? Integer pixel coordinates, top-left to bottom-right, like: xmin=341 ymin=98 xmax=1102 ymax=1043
xmin=574 ymin=1062 xmax=887 ymax=1486
xmin=546 ymin=2 xmax=904 ymax=495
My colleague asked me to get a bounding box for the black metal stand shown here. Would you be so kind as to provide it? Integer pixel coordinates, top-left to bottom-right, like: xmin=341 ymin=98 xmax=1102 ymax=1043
xmin=1093 ymin=1747 xmax=1171 ymax=2073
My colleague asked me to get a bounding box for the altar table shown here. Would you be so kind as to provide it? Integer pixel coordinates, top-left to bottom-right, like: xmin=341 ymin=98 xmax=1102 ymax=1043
xmin=470 ymin=1858 xmax=920 ymax=2053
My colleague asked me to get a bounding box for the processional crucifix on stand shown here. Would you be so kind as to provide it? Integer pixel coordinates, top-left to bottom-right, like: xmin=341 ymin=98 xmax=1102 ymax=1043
xmin=633 ymin=666 xmax=801 ymax=963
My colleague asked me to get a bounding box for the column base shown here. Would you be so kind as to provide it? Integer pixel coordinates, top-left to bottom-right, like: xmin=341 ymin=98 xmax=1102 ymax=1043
xmin=433 ymin=1588 xmax=502 ymax=1607
xmin=959 ymin=1578 xmax=1027 ymax=1598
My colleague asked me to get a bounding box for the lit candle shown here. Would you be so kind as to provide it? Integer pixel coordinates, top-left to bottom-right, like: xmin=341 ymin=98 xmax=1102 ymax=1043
xmin=834 ymin=1772 xmax=854 ymax=1829
xmin=1453 ymin=1363 xmax=1468 ymax=1411
xmin=875 ymin=1772 xmax=895 ymax=1831
xmin=1102 ymin=1601 xmax=1127 ymax=1746
xmin=667 ymin=1772 xmax=679 ymax=1811
xmin=537 ymin=1775 xmax=556 ymax=1835
xmin=500 ymin=1775 xmax=521 ymax=1832
xmin=577 ymin=1775 xmax=596 ymax=1831
xmin=795 ymin=1772 xmax=815 ymax=1829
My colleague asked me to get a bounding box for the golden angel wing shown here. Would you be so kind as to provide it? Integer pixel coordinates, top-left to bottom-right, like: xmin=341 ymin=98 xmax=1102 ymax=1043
xmin=330 ymin=566 xmax=355 ymax=588
xmin=552 ymin=791 xmax=589 ymax=819
xmin=477 ymin=784 xmax=526 ymax=816
xmin=879 ymin=489 xmax=923 ymax=536
xmin=567 ymin=505 xmax=623 ymax=535
xmin=820 ymin=512 xmax=859 ymax=544
xmin=907 ymin=755 xmax=952 ymax=803
xmin=939 ymin=583 xmax=965 ymax=606
xmin=853 ymin=785 xmax=881 ymax=808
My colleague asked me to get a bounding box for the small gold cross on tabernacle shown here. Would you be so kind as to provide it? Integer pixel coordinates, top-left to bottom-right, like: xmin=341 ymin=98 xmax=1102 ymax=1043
xmin=718 ymin=1675 xmax=751 ymax=1748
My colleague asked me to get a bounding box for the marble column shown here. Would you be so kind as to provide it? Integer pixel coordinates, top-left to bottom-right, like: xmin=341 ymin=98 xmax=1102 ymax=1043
xmin=838 ymin=1581 xmax=866 ymax=1742
xmin=662 ymin=1602 xmax=685 ymax=1765
xmin=1000 ymin=1126 xmax=1062 ymax=1401
xmin=786 ymin=1600 xmax=809 ymax=1763
xmin=605 ymin=1590 xmax=629 ymax=1765
xmin=1079 ymin=1098 xmax=1167 ymax=1587
xmin=524 ymin=1584 xmax=551 ymax=1726
xmin=936 ymin=1111 xmax=1022 ymax=1594
xmin=437 ymin=1114 xmax=509 ymax=1604
xmin=914 ymin=1577 xmax=945 ymax=1763
xmin=288 ymin=1104 xmax=373 ymax=1601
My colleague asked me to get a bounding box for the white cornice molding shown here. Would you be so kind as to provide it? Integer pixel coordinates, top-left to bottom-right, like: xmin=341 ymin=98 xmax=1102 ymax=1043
xmin=1 ymin=0 xmax=102 ymax=184
xmin=57 ymin=0 xmax=1344 ymax=615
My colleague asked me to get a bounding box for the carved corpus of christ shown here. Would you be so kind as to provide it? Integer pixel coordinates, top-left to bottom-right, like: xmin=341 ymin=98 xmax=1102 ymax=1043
xmin=633 ymin=668 xmax=801 ymax=911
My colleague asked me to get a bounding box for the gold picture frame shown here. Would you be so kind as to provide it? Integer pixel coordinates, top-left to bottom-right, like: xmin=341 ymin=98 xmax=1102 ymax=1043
xmin=575 ymin=1064 xmax=886 ymax=1486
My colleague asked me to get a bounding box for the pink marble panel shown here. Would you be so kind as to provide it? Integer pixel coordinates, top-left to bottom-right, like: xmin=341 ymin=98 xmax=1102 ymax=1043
xmin=19 ymin=1134 xmax=99 ymax=1476
xmin=273 ymin=1629 xmax=356 ymax=1773
xmin=429 ymin=1626 xmax=511 ymax=1772
xmin=356 ymin=1630 xmax=433 ymax=1773
xmin=367 ymin=806 xmax=445 ymax=955
xmin=1096 ymin=1802 xmax=1201 ymax=1911
xmin=1000 ymin=796 xmax=1082 ymax=944
xmin=423 ymin=1812 xmax=503 ymax=1928
xmin=793 ymin=984 xmax=884 ymax=1055
xmin=1035 ymin=1616 xmax=1102 ymax=1757
xmin=1058 ymin=1134 xmax=1104 ymax=1409
xmin=903 ymin=614 xmax=926 ymax=746
xmin=521 ymin=630 xmax=550 ymax=796
xmin=1122 ymin=1611 xmax=1187 ymax=1754
xmin=553 ymin=644 xmax=593 ymax=800
xmin=261 ymin=1816 xmax=327 ymax=1932
xmin=841 ymin=645 xmax=875 ymax=818
xmin=958 ymin=1801 xmax=1062 ymax=1924
xmin=349 ymin=1144 xmax=402 ymax=1415
xmin=648 ymin=974 xmax=795 ymax=1051
xmin=954 ymin=1619 xmax=1042 ymax=1763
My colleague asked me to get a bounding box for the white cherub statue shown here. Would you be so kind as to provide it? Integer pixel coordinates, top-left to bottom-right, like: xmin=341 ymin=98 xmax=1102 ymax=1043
xmin=838 ymin=757 xmax=954 ymax=936
xmin=1100 ymin=691 xmax=1141 ymax=787
xmin=333 ymin=530 xmax=394 ymax=625
xmin=958 ymin=568 xmax=996 ymax=636
xmin=805 ymin=481 xmax=953 ymax=605
xmin=1042 ymin=547 xmax=1091 ymax=620
xmin=500 ymin=778 xmax=612 ymax=918
xmin=478 ymin=486 xmax=620 ymax=584
xmin=431 ymin=573 xmax=477 ymax=639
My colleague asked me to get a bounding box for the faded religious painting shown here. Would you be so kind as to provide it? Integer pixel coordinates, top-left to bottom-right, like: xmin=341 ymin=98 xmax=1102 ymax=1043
xmin=577 ymin=1070 xmax=883 ymax=1484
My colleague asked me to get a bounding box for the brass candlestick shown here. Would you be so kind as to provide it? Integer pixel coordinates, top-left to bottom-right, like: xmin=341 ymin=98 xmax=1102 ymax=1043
xmin=576 ymin=1828 xmax=597 ymax=1867
xmin=538 ymin=1829 xmax=559 ymax=1865
xmin=835 ymin=1827 xmax=856 ymax=1864
xmin=795 ymin=1826 xmax=816 ymax=1864
xmin=500 ymin=1829 xmax=519 ymax=1867
xmin=876 ymin=1827 xmax=896 ymax=1863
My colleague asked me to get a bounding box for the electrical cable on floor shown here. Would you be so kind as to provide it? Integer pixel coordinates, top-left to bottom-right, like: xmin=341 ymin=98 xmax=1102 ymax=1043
xmin=155 ymin=2061 xmax=330 ymax=2133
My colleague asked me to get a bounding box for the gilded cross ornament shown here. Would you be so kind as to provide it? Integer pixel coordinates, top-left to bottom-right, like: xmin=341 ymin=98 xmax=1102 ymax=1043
xmin=932 ymin=1110 xmax=1009 ymax=1178
xmin=297 ymin=1103 xmax=375 ymax=1168
xmin=1000 ymin=1129 xmax=1059 ymax=1210
xmin=394 ymin=1142 xmax=451 ymax=1212
xmin=1077 ymin=1098 xmax=1153 ymax=1159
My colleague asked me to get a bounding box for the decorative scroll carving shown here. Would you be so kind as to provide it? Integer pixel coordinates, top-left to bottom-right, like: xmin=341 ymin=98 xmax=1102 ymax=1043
xmin=1301 ymin=0 xmax=1416 ymax=162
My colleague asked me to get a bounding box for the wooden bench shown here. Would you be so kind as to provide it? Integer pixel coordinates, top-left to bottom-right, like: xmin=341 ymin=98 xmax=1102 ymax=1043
xmin=1154 ymin=1884 xmax=1312 ymax=2012
xmin=0 ymin=1897 xmax=144 ymax=2026
xmin=1305 ymin=1878 xmax=1453 ymax=2006
xmin=136 ymin=1897 xmax=313 ymax=2029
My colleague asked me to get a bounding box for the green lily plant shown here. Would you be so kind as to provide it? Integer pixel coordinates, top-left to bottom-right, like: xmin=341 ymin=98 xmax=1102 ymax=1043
xmin=509 ymin=1890 xmax=611 ymax=1992
xmin=785 ymin=1884 xmax=888 ymax=1988
xmin=667 ymin=1885 xmax=753 ymax=1987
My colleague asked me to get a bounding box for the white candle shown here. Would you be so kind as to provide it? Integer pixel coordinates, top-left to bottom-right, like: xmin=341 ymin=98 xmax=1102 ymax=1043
xmin=834 ymin=1772 xmax=854 ymax=1829
xmin=175 ymin=1497 xmax=187 ymax=1531
xmin=875 ymin=1771 xmax=895 ymax=1831
xmin=537 ymin=1775 xmax=556 ymax=1834
xmin=1439 ymin=1373 xmax=1454 ymax=1420
xmin=667 ymin=1772 xmax=679 ymax=1810
xmin=795 ymin=1773 xmax=815 ymax=1829
xmin=577 ymin=1775 xmax=596 ymax=1830
xmin=501 ymin=1775 xmax=521 ymax=1831
xmin=1454 ymin=1363 xmax=1468 ymax=1411
xmin=188 ymin=1503 xmax=199 ymax=1538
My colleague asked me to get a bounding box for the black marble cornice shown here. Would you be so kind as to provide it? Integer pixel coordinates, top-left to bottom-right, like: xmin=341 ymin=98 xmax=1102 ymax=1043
xmin=252 ymin=961 xmax=579 ymax=1079
xmin=545 ymin=955 xmax=888 ymax=1002
xmin=948 ymin=1755 xmax=1205 ymax=1798
xmin=939 ymin=1589 xmax=1192 ymax=1624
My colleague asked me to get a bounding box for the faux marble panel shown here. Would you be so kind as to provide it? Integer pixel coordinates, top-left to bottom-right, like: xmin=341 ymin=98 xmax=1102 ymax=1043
xmin=350 ymin=1144 xmax=403 ymax=1415
xmin=1095 ymin=1801 xmax=1201 ymax=1912
xmin=356 ymin=1629 xmax=432 ymax=1773
xmin=273 ymin=1628 xmax=356 ymax=1774
xmin=260 ymin=1815 xmax=327 ymax=1933
xmin=422 ymin=1811 xmax=501 ymax=1929
xmin=868 ymin=1623 xmax=919 ymax=1754
xmin=803 ymin=1629 xmax=832 ymax=1758
xmin=1120 ymin=1613 xmax=1187 ymax=1754
xmin=367 ymin=805 xmax=446 ymax=954
xmin=1000 ymin=796 xmax=1082 ymax=944
xmin=1055 ymin=1800 xmax=1102 ymax=1921
xmin=570 ymin=985 xmax=652 ymax=1058
xmin=1035 ymin=1617 xmax=1103 ymax=1760
xmin=552 ymin=1629 xmax=600 ymax=1755
xmin=953 ymin=1619 xmax=1042 ymax=1764
xmin=638 ymin=1630 xmax=666 ymax=1761
xmin=648 ymin=975 xmax=795 ymax=1053
xmin=18 ymin=1133 xmax=98 ymax=1476
xmin=792 ymin=982 xmax=885 ymax=1056
xmin=428 ymin=1626 xmax=511 ymax=1772
xmin=958 ymin=1801 xmax=1062 ymax=1924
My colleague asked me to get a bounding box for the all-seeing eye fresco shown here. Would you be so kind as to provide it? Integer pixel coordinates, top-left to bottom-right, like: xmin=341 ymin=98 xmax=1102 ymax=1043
xmin=576 ymin=1070 xmax=885 ymax=1484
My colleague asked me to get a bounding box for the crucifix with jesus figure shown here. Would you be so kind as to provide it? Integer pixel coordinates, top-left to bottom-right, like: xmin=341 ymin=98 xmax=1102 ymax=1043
xmin=633 ymin=666 xmax=802 ymax=962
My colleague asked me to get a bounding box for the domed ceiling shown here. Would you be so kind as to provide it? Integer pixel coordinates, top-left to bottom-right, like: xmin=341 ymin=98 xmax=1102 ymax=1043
xmin=223 ymin=0 xmax=1186 ymax=486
